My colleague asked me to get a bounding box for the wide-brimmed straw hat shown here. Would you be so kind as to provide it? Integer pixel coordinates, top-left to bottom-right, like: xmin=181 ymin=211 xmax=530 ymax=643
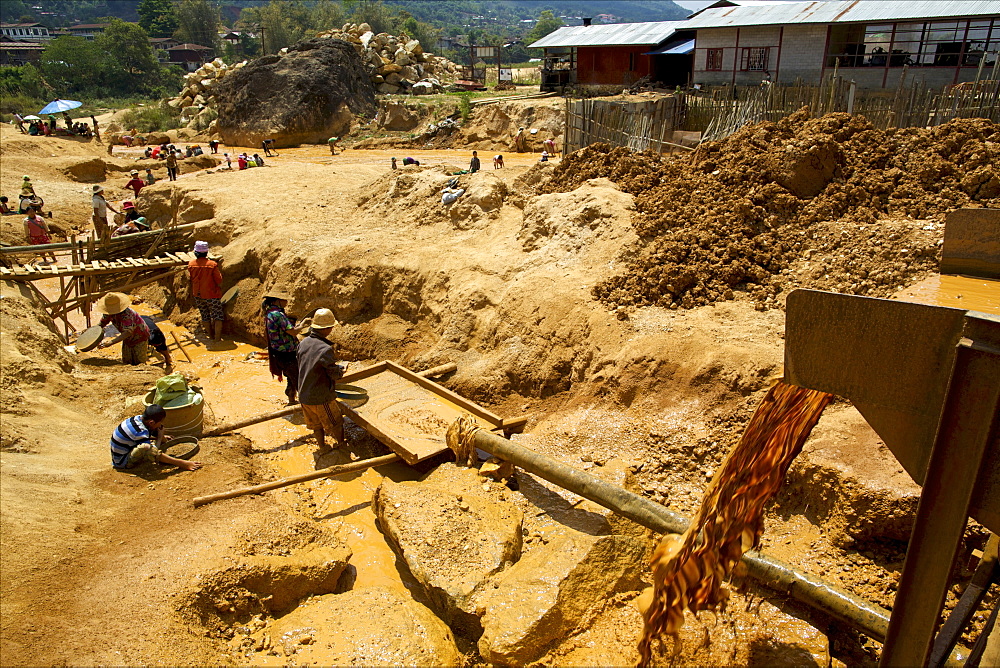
xmin=95 ymin=292 xmax=131 ymax=315
xmin=130 ymin=170 xmax=139 ymax=176
xmin=263 ymin=289 xmax=292 ymax=301
xmin=311 ymin=308 xmax=337 ymax=329
xmin=92 ymin=184 xmax=104 ymax=193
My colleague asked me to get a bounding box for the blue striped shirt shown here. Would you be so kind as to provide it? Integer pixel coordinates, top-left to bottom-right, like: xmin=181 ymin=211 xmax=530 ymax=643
xmin=110 ymin=415 xmax=154 ymax=469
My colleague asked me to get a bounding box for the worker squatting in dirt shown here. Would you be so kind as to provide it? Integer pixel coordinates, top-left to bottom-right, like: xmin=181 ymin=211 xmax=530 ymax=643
xmin=110 ymin=404 xmax=202 ymax=472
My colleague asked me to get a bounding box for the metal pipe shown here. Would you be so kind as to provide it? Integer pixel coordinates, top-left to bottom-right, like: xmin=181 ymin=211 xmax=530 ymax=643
xmin=470 ymin=428 xmax=893 ymax=641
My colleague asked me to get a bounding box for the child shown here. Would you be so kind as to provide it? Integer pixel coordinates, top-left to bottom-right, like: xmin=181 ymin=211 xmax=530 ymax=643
xmin=391 ymin=157 xmax=397 ymax=170
xmin=0 ymin=196 xmax=13 ymax=215
xmin=144 ymin=168 xmax=156 ymax=186
xmin=109 ymin=405 xmax=202 ymax=472
xmin=224 ymin=153 xmax=232 ymax=169
xmin=493 ymin=154 xmax=504 ymax=169
xmin=253 ymin=153 xmax=265 ymax=167
xmin=540 ymin=150 xmax=550 ymax=162
xmin=23 ymin=205 xmax=57 ymax=263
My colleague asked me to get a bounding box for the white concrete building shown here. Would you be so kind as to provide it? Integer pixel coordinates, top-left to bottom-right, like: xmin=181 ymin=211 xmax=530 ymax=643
xmin=684 ymin=1 xmax=1000 ymax=89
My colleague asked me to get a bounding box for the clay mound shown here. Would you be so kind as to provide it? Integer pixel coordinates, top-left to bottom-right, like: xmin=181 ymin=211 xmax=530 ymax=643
xmin=213 ymin=38 xmax=377 ymax=148
xmin=520 ymin=178 xmax=635 ymax=253
xmin=356 ymin=166 xmax=508 ymax=229
xmin=541 ymin=112 xmax=1000 ymax=309
xmin=460 ymin=101 xmax=564 ymax=152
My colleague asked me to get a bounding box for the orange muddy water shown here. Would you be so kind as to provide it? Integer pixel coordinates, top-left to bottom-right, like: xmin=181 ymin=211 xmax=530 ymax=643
xmin=897 ymin=274 xmax=1000 ymax=315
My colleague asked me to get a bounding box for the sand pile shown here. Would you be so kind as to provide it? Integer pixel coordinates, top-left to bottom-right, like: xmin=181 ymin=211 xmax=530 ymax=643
xmin=541 ymin=111 xmax=999 ymax=309
xmin=212 ymin=38 xmax=377 ymax=148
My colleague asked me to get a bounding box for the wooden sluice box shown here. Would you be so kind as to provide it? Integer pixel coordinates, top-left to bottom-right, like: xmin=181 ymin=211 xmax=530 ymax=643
xmin=339 ymin=360 xmax=509 ymax=465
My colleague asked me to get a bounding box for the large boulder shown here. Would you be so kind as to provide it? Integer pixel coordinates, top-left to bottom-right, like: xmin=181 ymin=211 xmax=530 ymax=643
xmin=213 ymin=38 xmax=376 ymax=148
xmin=378 ymin=101 xmax=419 ymax=131
xmin=374 ymin=463 xmax=523 ymax=636
xmin=478 ymin=532 xmax=646 ymax=666
xmin=263 ymin=586 xmax=462 ymax=666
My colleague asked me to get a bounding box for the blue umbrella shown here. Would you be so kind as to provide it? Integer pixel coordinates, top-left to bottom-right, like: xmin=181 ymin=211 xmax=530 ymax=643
xmin=38 ymin=99 xmax=83 ymax=115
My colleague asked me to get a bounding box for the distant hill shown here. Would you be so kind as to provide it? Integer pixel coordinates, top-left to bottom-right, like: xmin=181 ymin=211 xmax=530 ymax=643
xmin=2 ymin=0 xmax=690 ymax=30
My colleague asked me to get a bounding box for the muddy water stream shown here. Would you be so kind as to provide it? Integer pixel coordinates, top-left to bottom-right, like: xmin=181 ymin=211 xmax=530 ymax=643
xmin=896 ymin=274 xmax=1000 ymax=315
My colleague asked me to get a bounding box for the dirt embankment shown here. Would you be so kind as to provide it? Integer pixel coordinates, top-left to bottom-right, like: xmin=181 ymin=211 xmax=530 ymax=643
xmin=542 ymin=111 xmax=999 ymax=310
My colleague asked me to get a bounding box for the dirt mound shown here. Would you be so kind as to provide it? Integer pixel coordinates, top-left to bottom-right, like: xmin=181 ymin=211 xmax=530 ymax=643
xmin=213 ymin=38 xmax=377 ymax=148
xmin=542 ymin=112 xmax=999 ymax=309
xmin=460 ymin=100 xmax=564 ymax=152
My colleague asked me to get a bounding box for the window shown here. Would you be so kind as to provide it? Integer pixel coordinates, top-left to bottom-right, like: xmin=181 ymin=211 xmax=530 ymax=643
xmin=740 ymin=47 xmax=769 ymax=71
xmin=826 ymin=19 xmax=998 ymax=68
xmin=706 ymin=48 xmax=724 ymax=70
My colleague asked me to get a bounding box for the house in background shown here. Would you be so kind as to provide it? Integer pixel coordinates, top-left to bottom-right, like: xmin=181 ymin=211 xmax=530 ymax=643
xmin=65 ymin=23 xmax=108 ymax=40
xmin=0 ymin=40 xmax=44 ymax=65
xmin=684 ymin=0 xmax=1000 ymax=89
xmin=166 ymin=43 xmax=214 ymax=71
xmin=0 ymin=22 xmax=51 ymax=41
xmin=530 ymin=20 xmax=694 ymax=90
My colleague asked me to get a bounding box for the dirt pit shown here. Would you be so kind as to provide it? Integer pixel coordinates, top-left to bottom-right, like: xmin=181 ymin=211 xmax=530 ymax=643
xmin=2 ymin=112 xmax=999 ymax=667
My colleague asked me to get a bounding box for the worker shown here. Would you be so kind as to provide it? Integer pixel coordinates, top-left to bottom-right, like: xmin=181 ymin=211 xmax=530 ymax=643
xmin=96 ymin=292 xmax=151 ymax=365
xmin=22 ymin=204 xmax=58 ymax=264
xmin=297 ymin=308 xmax=346 ymax=453
xmin=125 ymin=170 xmax=145 ymax=197
xmin=493 ymin=154 xmax=504 ymax=169
xmin=165 ymin=150 xmax=179 ymax=181
xmin=469 ymin=150 xmax=480 ymax=173
xmin=140 ymin=315 xmax=173 ymax=369
xmin=391 ymin=156 xmax=397 ymax=170
xmin=262 ymin=290 xmax=305 ymax=405
xmin=513 ymin=127 xmax=525 ymax=153
xmin=328 ymin=136 xmax=340 ymax=155
xmin=91 ymin=185 xmax=118 ymax=243
xmin=187 ymin=240 xmax=224 ymax=341
xmin=262 ymin=138 xmax=275 ymax=157
xmin=144 ymin=168 xmax=156 ymax=186
xmin=544 ymin=137 xmax=556 ymax=155
xmin=110 ymin=404 xmax=201 ymax=472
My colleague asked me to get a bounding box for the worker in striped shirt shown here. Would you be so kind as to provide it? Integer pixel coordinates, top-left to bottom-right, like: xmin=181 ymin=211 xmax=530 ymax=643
xmin=110 ymin=405 xmax=202 ymax=471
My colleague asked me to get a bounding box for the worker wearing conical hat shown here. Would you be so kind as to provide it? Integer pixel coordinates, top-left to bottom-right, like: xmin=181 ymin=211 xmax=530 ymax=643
xmin=96 ymin=292 xmax=151 ymax=365
xmin=297 ymin=308 xmax=347 ymax=454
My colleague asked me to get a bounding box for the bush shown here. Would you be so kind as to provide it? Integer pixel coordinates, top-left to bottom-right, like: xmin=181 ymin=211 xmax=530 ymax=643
xmin=458 ymin=92 xmax=471 ymax=121
xmin=119 ymin=102 xmax=183 ymax=133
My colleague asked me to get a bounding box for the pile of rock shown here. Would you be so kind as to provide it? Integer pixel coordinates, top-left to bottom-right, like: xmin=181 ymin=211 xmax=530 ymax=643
xmin=315 ymin=22 xmax=460 ymax=95
xmin=166 ymin=57 xmax=246 ymax=133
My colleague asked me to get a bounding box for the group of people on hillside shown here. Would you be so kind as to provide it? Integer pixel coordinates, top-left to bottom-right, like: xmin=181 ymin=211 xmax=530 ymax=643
xmin=225 ymin=152 xmax=266 ymax=170
xmin=13 ymin=112 xmax=100 ymax=142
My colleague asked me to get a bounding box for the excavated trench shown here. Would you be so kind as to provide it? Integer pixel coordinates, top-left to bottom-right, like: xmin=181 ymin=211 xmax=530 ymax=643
xmin=4 ymin=116 xmax=998 ymax=665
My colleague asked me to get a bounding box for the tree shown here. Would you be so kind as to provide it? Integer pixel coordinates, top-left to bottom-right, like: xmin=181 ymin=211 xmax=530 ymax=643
xmin=40 ymin=36 xmax=107 ymax=94
xmin=96 ymin=19 xmax=162 ymax=95
xmin=175 ymin=0 xmax=220 ymax=51
xmin=137 ymin=0 xmax=178 ymax=38
xmin=526 ymin=10 xmax=563 ymax=45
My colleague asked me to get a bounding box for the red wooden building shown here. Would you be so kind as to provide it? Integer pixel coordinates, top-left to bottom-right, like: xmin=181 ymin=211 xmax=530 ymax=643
xmin=530 ymin=20 xmax=694 ymax=90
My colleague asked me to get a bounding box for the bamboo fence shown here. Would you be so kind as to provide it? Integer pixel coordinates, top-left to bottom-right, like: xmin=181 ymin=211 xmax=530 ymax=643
xmin=562 ymin=74 xmax=999 ymax=153
xmin=564 ymin=96 xmax=687 ymax=154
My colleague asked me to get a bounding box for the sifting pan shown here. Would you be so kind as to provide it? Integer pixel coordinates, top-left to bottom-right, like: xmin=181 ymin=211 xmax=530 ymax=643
xmin=76 ymin=325 xmax=104 ymax=352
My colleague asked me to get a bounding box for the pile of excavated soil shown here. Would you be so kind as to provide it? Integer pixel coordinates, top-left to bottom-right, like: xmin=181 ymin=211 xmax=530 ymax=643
xmin=214 ymin=38 xmax=377 ymax=148
xmin=541 ymin=111 xmax=999 ymax=309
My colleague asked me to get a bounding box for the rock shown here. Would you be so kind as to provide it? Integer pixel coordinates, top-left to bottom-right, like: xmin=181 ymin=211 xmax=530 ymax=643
xmin=378 ymin=101 xmax=419 ymax=131
xmin=360 ymin=31 xmax=374 ymax=49
xmin=412 ymin=81 xmax=434 ymax=95
xmin=378 ymin=83 xmax=399 ymax=95
xmin=358 ymin=22 xmax=371 ymax=34
xmin=478 ymin=533 xmax=646 ymax=665
xmin=188 ymin=545 xmax=351 ymax=621
xmin=214 ymin=38 xmax=375 ymax=148
xmin=479 ymin=457 xmax=514 ymax=481
xmin=395 ymin=49 xmax=413 ymax=67
xmin=399 ymin=65 xmax=417 ymax=81
xmin=382 ymin=62 xmax=402 ymax=75
xmin=385 ymin=72 xmax=402 ymax=85
xmin=405 ymin=39 xmax=423 ymax=55
xmin=265 ymin=586 xmax=460 ymax=666
xmin=374 ymin=463 xmax=523 ymax=635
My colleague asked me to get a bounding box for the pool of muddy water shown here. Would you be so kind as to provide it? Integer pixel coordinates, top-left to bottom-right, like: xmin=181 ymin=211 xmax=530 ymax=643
xmin=896 ymin=274 xmax=1000 ymax=315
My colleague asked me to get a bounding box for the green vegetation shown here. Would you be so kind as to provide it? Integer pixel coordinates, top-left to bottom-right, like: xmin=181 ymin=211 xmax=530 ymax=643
xmin=119 ymin=101 xmax=183 ymax=132
xmin=458 ymin=92 xmax=471 ymax=121
xmin=175 ymin=0 xmax=221 ymax=51
xmin=526 ymin=10 xmax=563 ymax=45
xmin=37 ymin=19 xmax=181 ymax=98
xmin=137 ymin=0 xmax=178 ymax=38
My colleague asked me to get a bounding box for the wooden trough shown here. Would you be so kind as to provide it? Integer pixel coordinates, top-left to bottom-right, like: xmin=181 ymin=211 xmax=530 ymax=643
xmin=338 ymin=360 xmax=511 ymax=465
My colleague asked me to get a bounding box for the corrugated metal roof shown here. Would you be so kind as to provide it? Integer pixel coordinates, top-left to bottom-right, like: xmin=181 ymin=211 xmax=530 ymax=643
xmin=529 ymin=21 xmax=684 ymax=48
xmin=648 ymin=39 xmax=696 ymax=55
xmin=681 ymin=1 xmax=1000 ymax=29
